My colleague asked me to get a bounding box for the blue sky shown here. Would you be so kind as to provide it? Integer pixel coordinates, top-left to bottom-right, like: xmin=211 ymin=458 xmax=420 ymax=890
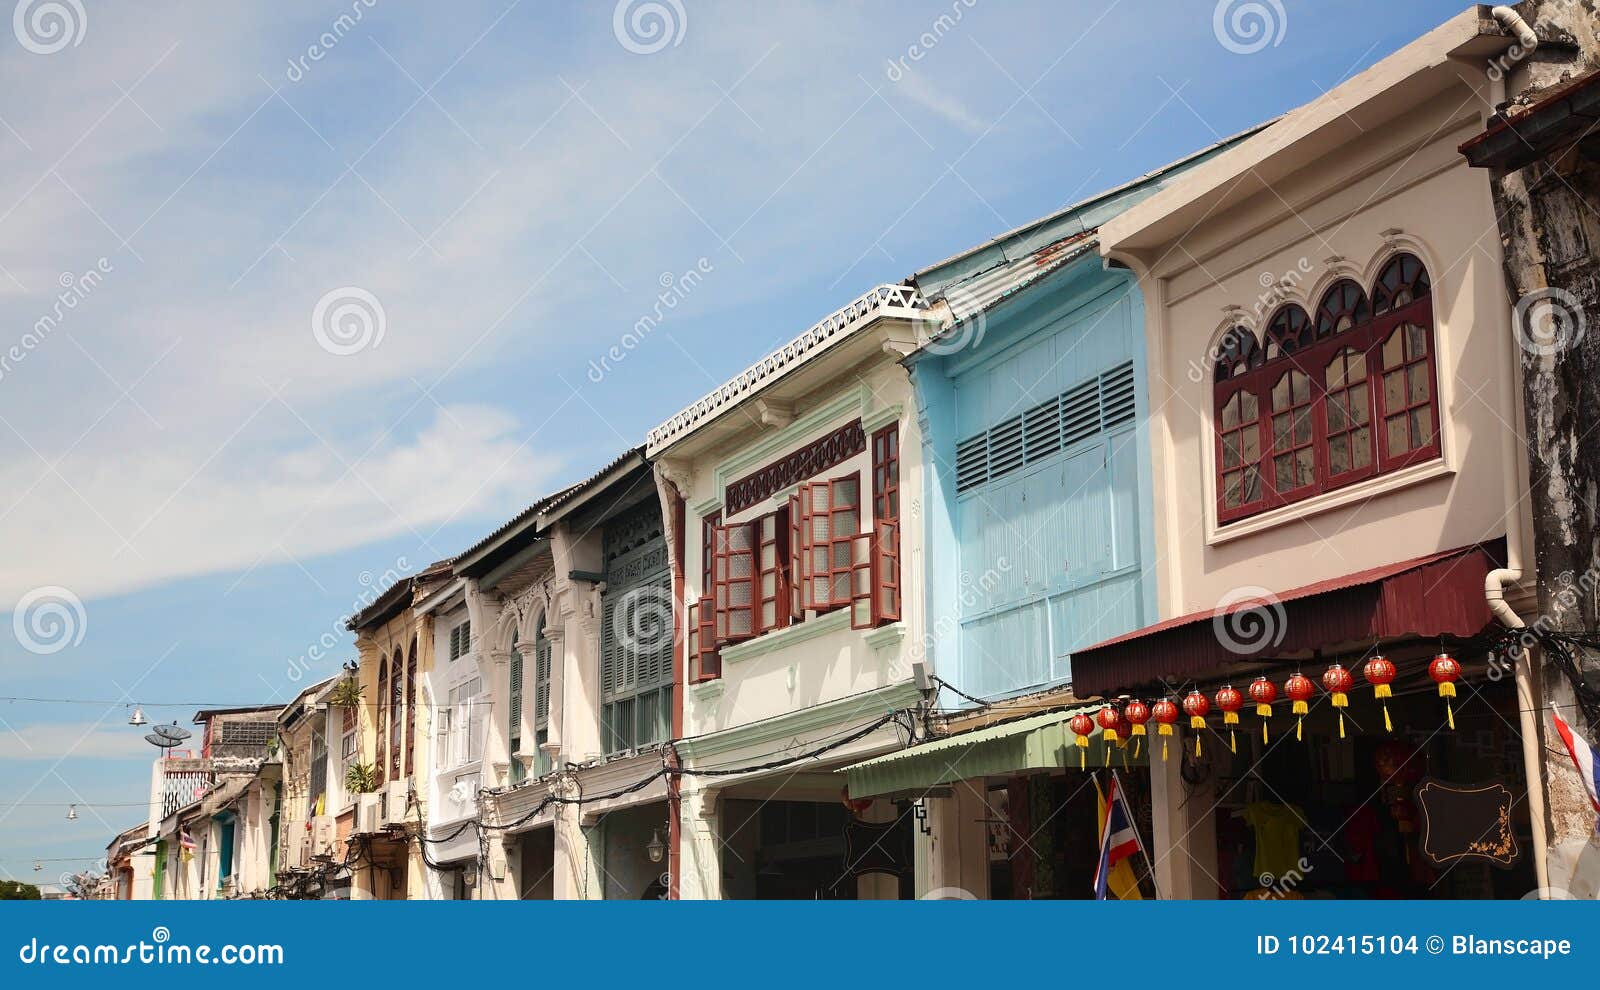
xmin=0 ymin=0 xmax=1469 ymax=885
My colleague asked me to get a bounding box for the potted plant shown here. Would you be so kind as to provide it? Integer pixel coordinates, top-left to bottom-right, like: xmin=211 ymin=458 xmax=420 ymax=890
xmin=345 ymin=762 xmax=377 ymax=795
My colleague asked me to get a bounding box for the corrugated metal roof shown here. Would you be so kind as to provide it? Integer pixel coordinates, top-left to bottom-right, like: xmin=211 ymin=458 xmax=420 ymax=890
xmin=842 ymin=702 xmax=1137 ymax=799
xmin=1070 ymin=541 xmax=1503 ymax=697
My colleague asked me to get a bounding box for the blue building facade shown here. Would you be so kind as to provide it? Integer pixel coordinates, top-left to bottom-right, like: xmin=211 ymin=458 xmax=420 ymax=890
xmin=907 ymin=142 xmax=1250 ymax=703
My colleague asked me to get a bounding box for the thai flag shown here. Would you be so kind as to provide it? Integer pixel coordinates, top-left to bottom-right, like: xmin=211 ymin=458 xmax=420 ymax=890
xmin=1093 ymin=772 xmax=1142 ymax=900
xmin=1552 ymin=711 xmax=1600 ymax=829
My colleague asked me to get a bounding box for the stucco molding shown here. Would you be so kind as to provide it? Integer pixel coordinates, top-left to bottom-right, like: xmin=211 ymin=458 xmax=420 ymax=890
xmin=709 ymin=383 xmax=876 ymax=501
xmin=718 ymin=607 xmax=851 ymax=665
xmin=1207 ymin=457 xmax=1457 ymax=545
xmin=675 ymin=679 xmax=921 ymax=762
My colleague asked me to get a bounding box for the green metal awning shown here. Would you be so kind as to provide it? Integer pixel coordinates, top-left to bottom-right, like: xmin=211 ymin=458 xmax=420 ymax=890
xmin=842 ymin=705 xmax=1148 ymax=799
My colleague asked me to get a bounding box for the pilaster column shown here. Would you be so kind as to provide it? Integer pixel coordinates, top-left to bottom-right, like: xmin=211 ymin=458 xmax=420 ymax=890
xmin=677 ymin=786 xmax=723 ymax=900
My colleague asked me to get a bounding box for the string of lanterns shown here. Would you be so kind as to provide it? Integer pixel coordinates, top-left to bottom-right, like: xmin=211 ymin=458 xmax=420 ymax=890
xmin=1066 ymin=650 xmax=1465 ymax=762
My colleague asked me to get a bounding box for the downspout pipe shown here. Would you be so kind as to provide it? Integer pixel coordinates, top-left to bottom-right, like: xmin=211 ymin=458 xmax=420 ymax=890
xmin=1487 ymin=300 xmax=1549 ymax=897
xmin=1491 ymin=6 xmax=1539 ymax=56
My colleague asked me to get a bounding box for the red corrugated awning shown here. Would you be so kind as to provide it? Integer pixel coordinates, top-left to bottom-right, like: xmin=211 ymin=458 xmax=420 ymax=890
xmin=1070 ymin=541 xmax=1504 ymax=697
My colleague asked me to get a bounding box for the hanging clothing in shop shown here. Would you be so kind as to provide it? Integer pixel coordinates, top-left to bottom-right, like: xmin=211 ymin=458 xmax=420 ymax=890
xmin=1241 ymin=801 xmax=1305 ymax=881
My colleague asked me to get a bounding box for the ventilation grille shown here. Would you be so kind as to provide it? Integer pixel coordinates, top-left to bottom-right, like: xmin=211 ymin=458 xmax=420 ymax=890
xmin=955 ymin=361 xmax=1137 ymax=494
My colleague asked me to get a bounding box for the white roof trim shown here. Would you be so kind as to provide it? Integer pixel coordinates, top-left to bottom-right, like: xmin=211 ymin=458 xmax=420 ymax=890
xmin=645 ymin=283 xmax=926 ymax=454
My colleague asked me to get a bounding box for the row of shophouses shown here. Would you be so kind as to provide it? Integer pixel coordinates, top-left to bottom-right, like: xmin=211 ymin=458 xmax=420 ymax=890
xmin=97 ymin=5 xmax=1600 ymax=901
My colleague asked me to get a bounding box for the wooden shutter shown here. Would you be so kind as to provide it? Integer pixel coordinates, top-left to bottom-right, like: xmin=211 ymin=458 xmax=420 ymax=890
xmin=789 ymin=491 xmax=807 ymax=621
xmin=875 ymin=518 xmax=902 ymax=622
xmin=404 ymin=645 xmax=417 ymax=776
xmin=713 ymin=523 xmax=758 ymax=643
xmin=757 ymin=508 xmax=790 ymax=634
xmin=804 ymin=473 xmax=860 ymax=610
xmin=694 ymin=594 xmax=719 ymax=680
xmin=376 ymin=657 xmax=389 ymax=787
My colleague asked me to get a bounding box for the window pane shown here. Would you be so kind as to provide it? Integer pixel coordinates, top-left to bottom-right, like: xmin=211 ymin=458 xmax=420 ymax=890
xmin=1241 ymin=426 xmax=1260 ymax=461
xmin=1273 ymin=413 xmax=1292 ymax=447
xmin=1272 ymin=375 xmax=1290 ymax=408
xmin=1386 ymin=414 xmax=1409 ymax=454
xmin=1295 ymin=447 xmax=1315 ymax=488
xmin=836 ymin=508 xmax=859 ymax=536
xmin=1407 ymin=363 xmax=1430 ymax=404
xmin=1329 ymin=434 xmax=1349 ymax=474
xmin=1222 ymin=393 xmax=1239 ymax=430
xmin=1222 ymin=433 xmax=1241 ymax=469
xmin=1406 ymin=322 xmax=1427 ymax=360
xmin=1241 ymin=391 xmax=1257 ymax=420
xmin=1292 ymin=371 xmax=1310 ymax=404
xmin=1328 ymin=394 xmax=1347 ymax=432
xmin=1293 ymin=408 xmax=1311 ymax=444
xmin=1243 ymin=467 xmax=1261 ymax=502
xmin=1383 ymin=329 xmax=1404 ymax=370
xmin=1350 ymin=383 xmax=1369 ymax=424
xmin=1223 ymin=472 xmax=1241 ymax=508
xmin=1410 ymin=408 xmax=1433 ymax=448
xmin=1384 ymin=370 xmax=1405 ymax=411
xmin=1326 ymin=356 xmax=1345 ymax=389
xmin=1275 ymin=453 xmax=1295 ymax=491
xmin=1352 ymin=427 xmax=1371 ymax=468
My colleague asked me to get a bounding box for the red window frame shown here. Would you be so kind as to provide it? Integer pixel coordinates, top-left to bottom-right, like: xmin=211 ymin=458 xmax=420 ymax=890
xmin=801 ymin=473 xmax=861 ymax=610
xmin=696 ymin=512 xmax=722 ymax=681
xmin=1213 ymin=254 xmax=1440 ymax=525
xmin=756 ymin=508 xmax=791 ymax=634
xmin=869 ymin=424 xmax=902 ymax=626
xmin=712 ymin=522 xmax=758 ymax=644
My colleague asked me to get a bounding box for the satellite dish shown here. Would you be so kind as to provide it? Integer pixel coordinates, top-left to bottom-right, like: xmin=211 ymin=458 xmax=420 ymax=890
xmin=151 ymin=722 xmax=191 ymax=743
xmin=144 ymin=732 xmax=179 ymax=748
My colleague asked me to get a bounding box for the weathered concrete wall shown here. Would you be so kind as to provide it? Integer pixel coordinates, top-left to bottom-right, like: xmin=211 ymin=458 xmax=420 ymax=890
xmin=1487 ymin=0 xmax=1600 ymax=877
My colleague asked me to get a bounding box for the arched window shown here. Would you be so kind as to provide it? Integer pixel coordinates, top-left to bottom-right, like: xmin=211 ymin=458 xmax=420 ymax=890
xmin=404 ymin=641 xmax=417 ymax=779
xmin=533 ymin=613 xmax=553 ymax=777
xmin=1316 ymin=279 xmax=1370 ymax=337
xmin=508 ymin=628 xmax=523 ymax=784
xmin=389 ymin=649 xmax=404 ymax=781
xmin=375 ymin=656 xmax=389 ymax=787
xmin=1213 ymin=254 xmax=1438 ymax=523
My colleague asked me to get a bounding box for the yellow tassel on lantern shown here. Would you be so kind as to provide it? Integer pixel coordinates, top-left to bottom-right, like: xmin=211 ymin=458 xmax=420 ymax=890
xmin=1193 ymin=733 xmax=1203 ymax=758
xmin=1331 ymin=690 xmax=1348 ymax=739
xmin=1256 ymin=703 xmax=1272 ymax=743
xmin=1157 ymin=722 xmax=1172 ymax=761
xmin=1438 ymin=680 xmax=1456 ymax=730
xmin=1074 ymin=733 xmax=1087 ymax=770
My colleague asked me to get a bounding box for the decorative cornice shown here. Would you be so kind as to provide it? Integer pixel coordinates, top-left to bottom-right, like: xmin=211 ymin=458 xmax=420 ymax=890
xmin=646 ymin=284 xmax=926 ymax=455
xmin=860 ymin=403 xmax=902 ymax=434
xmin=723 ymin=419 xmax=866 ymax=516
xmin=719 ymin=607 xmax=850 ymax=665
xmin=676 ymin=680 xmax=921 ymax=761
xmin=863 ymin=622 xmax=907 ymax=651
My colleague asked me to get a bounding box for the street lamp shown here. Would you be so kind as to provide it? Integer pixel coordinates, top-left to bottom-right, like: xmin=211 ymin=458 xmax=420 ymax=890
xmin=646 ymin=827 xmax=666 ymax=864
xmin=128 ymin=706 xmax=147 ymax=727
xmin=66 ymin=805 xmax=77 ymax=821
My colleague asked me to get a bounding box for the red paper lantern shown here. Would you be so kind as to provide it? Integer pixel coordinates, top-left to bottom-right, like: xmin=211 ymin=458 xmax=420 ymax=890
xmin=1247 ymin=676 xmax=1277 ymax=743
xmin=1182 ymin=690 xmax=1210 ymax=757
xmin=1068 ymin=712 xmax=1096 ymax=769
xmin=1151 ymin=698 xmax=1180 ymax=761
xmin=1124 ymin=700 xmax=1151 ymax=759
xmin=1096 ymin=703 xmax=1123 ymax=743
xmin=1363 ymin=655 xmax=1397 ymax=733
xmin=1284 ymin=672 xmax=1315 ymax=742
xmin=1215 ymin=685 xmax=1244 ymax=753
xmin=1322 ymin=664 xmax=1355 ymax=739
xmin=1429 ymin=652 xmax=1461 ymax=730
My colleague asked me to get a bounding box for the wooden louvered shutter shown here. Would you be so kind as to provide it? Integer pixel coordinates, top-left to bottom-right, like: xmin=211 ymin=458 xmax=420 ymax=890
xmin=806 ymin=474 xmax=860 ymax=609
xmin=694 ymin=595 xmax=719 ymax=680
xmin=508 ymin=637 xmax=523 ymax=740
xmin=789 ymin=492 xmax=806 ymax=621
xmin=870 ymin=423 xmax=902 ymax=626
xmin=875 ymin=519 xmax=901 ymax=622
xmin=405 ymin=645 xmax=417 ymax=776
xmin=713 ymin=523 xmax=758 ymax=643
xmin=756 ymin=509 xmax=790 ymax=634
